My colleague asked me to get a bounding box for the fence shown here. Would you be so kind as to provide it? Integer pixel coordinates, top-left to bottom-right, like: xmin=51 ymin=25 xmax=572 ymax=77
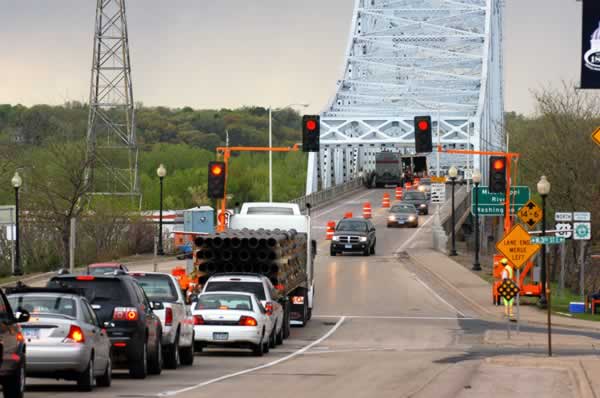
xmin=289 ymin=178 xmax=364 ymax=212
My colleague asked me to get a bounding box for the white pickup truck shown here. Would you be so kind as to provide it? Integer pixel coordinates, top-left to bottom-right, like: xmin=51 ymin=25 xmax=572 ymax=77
xmin=129 ymin=272 xmax=195 ymax=368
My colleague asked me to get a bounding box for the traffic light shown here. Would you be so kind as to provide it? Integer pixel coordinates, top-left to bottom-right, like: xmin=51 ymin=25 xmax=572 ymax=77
xmin=414 ymin=116 xmax=432 ymax=153
xmin=207 ymin=161 xmax=226 ymax=199
xmin=488 ymin=156 xmax=507 ymax=193
xmin=302 ymin=115 xmax=320 ymax=152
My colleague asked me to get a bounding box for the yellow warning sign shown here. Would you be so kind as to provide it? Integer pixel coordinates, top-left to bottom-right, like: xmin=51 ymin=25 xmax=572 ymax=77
xmin=592 ymin=127 xmax=600 ymax=147
xmin=431 ymin=176 xmax=447 ymax=183
xmin=495 ymin=224 xmax=541 ymax=270
xmin=517 ymin=200 xmax=543 ymax=228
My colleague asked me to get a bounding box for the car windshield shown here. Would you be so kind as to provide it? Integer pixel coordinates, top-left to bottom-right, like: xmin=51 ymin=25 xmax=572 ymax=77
xmin=204 ymin=281 xmax=266 ymax=300
xmin=88 ymin=267 xmax=120 ymax=276
xmin=391 ymin=205 xmax=416 ymax=214
xmin=132 ymin=274 xmax=178 ymax=302
xmin=246 ymin=207 xmax=294 ymax=215
xmin=48 ymin=278 xmax=128 ymax=305
xmin=8 ymin=294 xmax=77 ymax=318
xmin=336 ymin=220 xmax=368 ymax=232
xmin=403 ymin=192 xmax=427 ymax=200
xmin=196 ymin=294 xmax=253 ymax=311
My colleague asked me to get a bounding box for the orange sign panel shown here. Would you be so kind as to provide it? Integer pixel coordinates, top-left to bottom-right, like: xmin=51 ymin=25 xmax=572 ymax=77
xmin=495 ymin=224 xmax=541 ymax=270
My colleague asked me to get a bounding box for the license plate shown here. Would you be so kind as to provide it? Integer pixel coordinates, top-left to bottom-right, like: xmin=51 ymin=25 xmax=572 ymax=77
xmin=213 ymin=332 xmax=229 ymax=341
xmin=399 ymin=221 xmax=405 ymax=224
xmin=345 ymin=244 xmax=352 ymax=249
xmin=23 ymin=328 xmax=40 ymax=340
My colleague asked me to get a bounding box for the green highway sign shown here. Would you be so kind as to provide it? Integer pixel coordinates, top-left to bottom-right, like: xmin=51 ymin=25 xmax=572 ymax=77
xmin=530 ymin=236 xmax=565 ymax=245
xmin=471 ymin=186 xmax=530 ymax=217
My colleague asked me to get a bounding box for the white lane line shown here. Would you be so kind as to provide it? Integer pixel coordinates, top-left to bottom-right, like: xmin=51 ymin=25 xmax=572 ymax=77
xmin=157 ymin=316 xmax=346 ymax=397
xmin=313 ymin=190 xmax=373 ymax=219
xmin=314 ymin=315 xmax=475 ymax=320
xmin=412 ymin=275 xmax=467 ymax=318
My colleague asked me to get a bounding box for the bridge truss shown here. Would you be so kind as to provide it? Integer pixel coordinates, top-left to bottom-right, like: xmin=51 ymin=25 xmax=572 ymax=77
xmin=307 ymin=0 xmax=504 ymax=193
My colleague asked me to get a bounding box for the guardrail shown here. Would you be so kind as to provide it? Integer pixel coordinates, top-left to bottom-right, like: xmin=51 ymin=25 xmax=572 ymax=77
xmin=289 ymin=178 xmax=364 ymax=212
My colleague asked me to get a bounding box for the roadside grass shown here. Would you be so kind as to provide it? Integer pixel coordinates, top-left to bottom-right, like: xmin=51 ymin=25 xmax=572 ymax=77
xmin=550 ymin=284 xmax=600 ymax=322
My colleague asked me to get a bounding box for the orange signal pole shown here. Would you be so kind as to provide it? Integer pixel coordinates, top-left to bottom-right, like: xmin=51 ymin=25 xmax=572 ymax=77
xmin=215 ymin=144 xmax=301 ymax=232
xmin=437 ymin=146 xmax=520 ymax=233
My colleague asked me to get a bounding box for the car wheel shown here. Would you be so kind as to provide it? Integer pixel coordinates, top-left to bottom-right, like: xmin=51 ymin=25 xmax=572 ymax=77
xmin=330 ymin=248 xmax=336 ymax=256
xmin=283 ymin=303 xmax=291 ymax=339
xmin=252 ymin=336 xmax=264 ymax=357
xmin=275 ymin=324 xmax=284 ymax=345
xmin=194 ymin=342 xmax=204 ymax=353
xmin=370 ymin=244 xmax=375 ymax=255
xmin=97 ymin=357 xmax=112 ymax=387
xmin=179 ymin=338 xmax=195 ymax=366
xmin=130 ymin=342 xmax=148 ymax=379
xmin=148 ymin=338 xmax=162 ymax=375
xmin=77 ymin=356 xmax=96 ymax=391
xmin=2 ymin=358 xmax=25 ymax=398
xmin=363 ymin=247 xmax=370 ymax=256
xmin=269 ymin=327 xmax=276 ymax=349
xmin=164 ymin=335 xmax=180 ymax=370
xmin=263 ymin=336 xmax=270 ymax=354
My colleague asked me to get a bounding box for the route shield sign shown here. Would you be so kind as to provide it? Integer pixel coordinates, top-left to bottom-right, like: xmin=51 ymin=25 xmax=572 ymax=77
xmin=573 ymin=222 xmax=592 ymax=240
xmin=517 ymin=200 xmax=543 ymax=228
xmin=592 ymin=126 xmax=600 ymax=147
xmin=471 ymin=186 xmax=530 ymax=217
xmin=496 ymin=224 xmax=542 ymax=270
xmin=555 ymin=212 xmax=573 ymax=239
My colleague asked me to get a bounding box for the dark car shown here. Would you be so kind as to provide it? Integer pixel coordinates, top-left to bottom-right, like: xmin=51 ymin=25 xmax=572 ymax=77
xmin=0 ymin=288 xmax=30 ymax=398
xmin=86 ymin=263 xmax=129 ymax=276
xmin=47 ymin=274 xmax=163 ymax=379
xmin=401 ymin=191 xmax=429 ymax=215
xmin=330 ymin=218 xmax=376 ymax=256
xmin=387 ymin=204 xmax=419 ymax=228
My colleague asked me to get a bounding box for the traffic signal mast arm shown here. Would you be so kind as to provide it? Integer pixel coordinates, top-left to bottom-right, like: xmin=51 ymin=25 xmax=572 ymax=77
xmin=214 ymin=144 xmax=301 ymax=232
xmin=436 ymin=145 xmax=520 ymax=233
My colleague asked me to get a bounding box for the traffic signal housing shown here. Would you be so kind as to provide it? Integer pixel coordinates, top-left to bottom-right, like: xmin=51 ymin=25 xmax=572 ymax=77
xmin=488 ymin=156 xmax=507 ymax=193
xmin=414 ymin=116 xmax=432 ymax=153
xmin=302 ymin=115 xmax=320 ymax=152
xmin=207 ymin=161 xmax=226 ymax=199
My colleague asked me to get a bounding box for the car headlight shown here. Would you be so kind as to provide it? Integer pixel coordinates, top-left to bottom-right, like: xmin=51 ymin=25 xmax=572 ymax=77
xmin=408 ymin=216 xmax=416 ymax=221
xmin=418 ymin=186 xmax=425 ymax=192
xmin=420 ymin=204 xmax=427 ymax=208
xmin=359 ymin=236 xmax=368 ymax=242
xmin=388 ymin=215 xmax=396 ymax=221
xmin=332 ymin=236 xmax=340 ymax=241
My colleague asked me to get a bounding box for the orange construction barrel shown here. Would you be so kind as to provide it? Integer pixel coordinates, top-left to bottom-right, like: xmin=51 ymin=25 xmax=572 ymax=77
xmin=382 ymin=193 xmax=391 ymax=208
xmin=395 ymin=186 xmax=403 ymax=200
xmin=363 ymin=202 xmax=372 ymax=219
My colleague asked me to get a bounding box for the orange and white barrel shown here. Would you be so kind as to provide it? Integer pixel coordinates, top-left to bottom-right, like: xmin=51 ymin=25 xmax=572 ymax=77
xmin=405 ymin=182 xmax=412 ymax=190
xmin=395 ymin=186 xmax=403 ymax=200
xmin=344 ymin=212 xmax=353 ymax=219
xmin=382 ymin=193 xmax=391 ymax=208
xmin=363 ymin=202 xmax=372 ymax=219
xmin=325 ymin=221 xmax=336 ymax=240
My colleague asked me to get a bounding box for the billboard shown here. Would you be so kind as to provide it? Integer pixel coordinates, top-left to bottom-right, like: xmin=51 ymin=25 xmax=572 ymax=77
xmin=581 ymin=0 xmax=600 ymax=88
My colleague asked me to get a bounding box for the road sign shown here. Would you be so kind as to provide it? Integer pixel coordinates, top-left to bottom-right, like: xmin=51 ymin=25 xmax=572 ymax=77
xmin=573 ymin=212 xmax=591 ymax=222
xmin=530 ymin=236 xmax=566 ymax=245
xmin=517 ymin=200 xmax=543 ymax=228
xmin=496 ymin=224 xmax=542 ymax=270
xmin=430 ymin=183 xmax=446 ymax=204
xmin=555 ymin=223 xmax=573 ymax=239
xmin=464 ymin=169 xmax=473 ymax=181
xmin=471 ymin=186 xmax=531 ymax=217
xmin=592 ymin=126 xmax=600 ymax=147
xmin=555 ymin=212 xmax=572 ymax=222
xmin=431 ymin=176 xmax=447 ymax=183
xmin=573 ymin=222 xmax=591 ymax=240
xmin=498 ymin=278 xmax=520 ymax=302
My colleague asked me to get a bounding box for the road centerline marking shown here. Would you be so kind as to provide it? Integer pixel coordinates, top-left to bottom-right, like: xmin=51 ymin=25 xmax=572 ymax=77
xmin=157 ymin=316 xmax=347 ymax=397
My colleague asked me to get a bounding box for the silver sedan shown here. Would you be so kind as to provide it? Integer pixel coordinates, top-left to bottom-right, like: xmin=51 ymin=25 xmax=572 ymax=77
xmin=6 ymin=288 xmax=112 ymax=391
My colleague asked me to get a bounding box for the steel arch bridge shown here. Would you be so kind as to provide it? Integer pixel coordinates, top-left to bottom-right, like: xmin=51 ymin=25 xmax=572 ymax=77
xmin=306 ymin=0 xmax=504 ymax=194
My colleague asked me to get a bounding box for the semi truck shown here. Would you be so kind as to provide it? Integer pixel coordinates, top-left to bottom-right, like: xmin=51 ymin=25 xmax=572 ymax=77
xmin=191 ymin=202 xmax=315 ymax=327
xmin=401 ymin=155 xmax=428 ymax=183
xmin=373 ymin=152 xmax=402 ymax=188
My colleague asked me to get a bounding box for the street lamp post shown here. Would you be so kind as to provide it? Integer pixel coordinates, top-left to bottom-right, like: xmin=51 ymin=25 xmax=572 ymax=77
xmin=537 ymin=175 xmax=552 ymax=356
xmin=268 ymin=103 xmax=309 ymax=202
xmin=448 ymin=166 xmax=458 ymax=256
xmin=157 ymin=164 xmax=167 ymax=256
xmin=472 ymin=169 xmax=482 ymax=271
xmin=11 ymin=172 xmax=22 ymax=276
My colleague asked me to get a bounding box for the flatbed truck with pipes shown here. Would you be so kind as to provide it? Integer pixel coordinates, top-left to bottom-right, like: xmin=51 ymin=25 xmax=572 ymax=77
xmin=191 ymin=202 xmax=315 ymax=327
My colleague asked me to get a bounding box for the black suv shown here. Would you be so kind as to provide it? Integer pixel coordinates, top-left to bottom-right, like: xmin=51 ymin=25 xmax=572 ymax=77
xmin=401 ymin=191 xmax=429 ymax=215
xmin=48 ymin=274 xmax=163 ymax=379
xmin=0 ymin=287 xmax=30 ymax=398
xmin=330 ymin=218 xmax=376 ymax=256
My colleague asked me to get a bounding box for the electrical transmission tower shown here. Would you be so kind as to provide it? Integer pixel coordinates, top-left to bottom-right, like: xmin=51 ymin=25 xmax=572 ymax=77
xmin=86 ymin=0 xmax=140 ymax=203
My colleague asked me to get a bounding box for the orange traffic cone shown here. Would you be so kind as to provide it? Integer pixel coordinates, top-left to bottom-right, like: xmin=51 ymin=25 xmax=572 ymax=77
xmin=344 ymin=212 xmax=353 ymax=219
xmin=405 ymin=181 xmax=412 ymax=190
xmin=363 ymin=202 xmax=372 ymax=219
xmin=325 ymin=221 xmax=335 ymax=240
xmin=382 ymin=193 xmax=391 ymax=208
xmin=395 ymin=186 xmax=403 ymax=200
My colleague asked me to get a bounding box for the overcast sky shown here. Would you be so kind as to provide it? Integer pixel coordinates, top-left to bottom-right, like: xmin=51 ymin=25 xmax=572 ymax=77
xmin=0 ymin=0 xmax=583 ymax=115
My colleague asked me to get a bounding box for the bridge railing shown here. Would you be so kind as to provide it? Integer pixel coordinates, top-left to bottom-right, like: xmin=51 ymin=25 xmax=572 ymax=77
xmin=290 ymin=178 xmax=364 ymax=212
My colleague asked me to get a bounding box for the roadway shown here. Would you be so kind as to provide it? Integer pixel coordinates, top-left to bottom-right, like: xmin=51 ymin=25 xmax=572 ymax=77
xmin=22 ymin=188 xmax=573 ymax=398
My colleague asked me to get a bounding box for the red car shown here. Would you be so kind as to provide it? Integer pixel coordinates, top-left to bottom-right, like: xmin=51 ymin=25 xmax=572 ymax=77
xmin=87 ymin=263 xmax=129 ymax=276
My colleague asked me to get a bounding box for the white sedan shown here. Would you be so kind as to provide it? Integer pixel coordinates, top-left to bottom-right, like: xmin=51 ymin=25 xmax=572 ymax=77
xmin=191 ymin=292 xmax=273 ymax=356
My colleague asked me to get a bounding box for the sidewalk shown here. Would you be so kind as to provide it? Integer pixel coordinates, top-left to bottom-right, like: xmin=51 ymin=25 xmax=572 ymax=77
xmin=407 ymin=248 xmax=600 ymax=331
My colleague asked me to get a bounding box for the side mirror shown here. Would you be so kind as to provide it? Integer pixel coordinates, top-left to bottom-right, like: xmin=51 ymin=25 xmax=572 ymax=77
xmin=150 ymin=301 xmax=164 ymax=310
xmin=15 ymin=308 xmax=30 ymax=323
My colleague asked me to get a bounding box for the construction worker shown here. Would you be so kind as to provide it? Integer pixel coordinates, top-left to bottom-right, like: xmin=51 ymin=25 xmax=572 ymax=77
xmin=500 ymin=258 xmax=515 ymax=318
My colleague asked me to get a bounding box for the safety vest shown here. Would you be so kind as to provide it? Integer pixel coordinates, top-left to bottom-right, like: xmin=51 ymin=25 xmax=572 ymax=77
xmin=502 ymin=265 xmax=514 ymax=280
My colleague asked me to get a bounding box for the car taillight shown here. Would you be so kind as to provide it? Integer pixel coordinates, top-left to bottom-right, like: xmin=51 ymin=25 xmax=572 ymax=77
xmin=76 ymin=275 xmax=95 ymax=281
xmin=113 ymin=307 xmax=139 ymax=321
xmin=193 ymin=315 xmax=204 ymax=325
xmin=265 ymin=303 xmax=273 ymax=316
xmin=291 ymin=296 xmax=304 ymax=305
xmin=165 ymin=307 xmax=173 ymax=326
xmin=65 ymin=325 xmax=85 ymax=343
xmin=239 ymin=316 xmax=257 ymax=326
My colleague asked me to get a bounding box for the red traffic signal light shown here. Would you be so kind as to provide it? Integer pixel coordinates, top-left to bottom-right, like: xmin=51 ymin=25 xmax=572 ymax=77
xmin=489 ymin=156 xmax=507 ymax=193
xmin=208 ymin=161 xmax=226 ymax=199
xmin=413 ymin=116 xmax=432 ymax=153
xmin=302 ymin=115 xmax=320 ymax=152
xmin=492 ymin=158 xmax=505 ymax=171
xmin=210 ymin=163 xmax=223 ymax=176
xmin=417 ymin=120 xmax=430 ymax=131
xmin=305 ymin=119 xmax=317 ymax=131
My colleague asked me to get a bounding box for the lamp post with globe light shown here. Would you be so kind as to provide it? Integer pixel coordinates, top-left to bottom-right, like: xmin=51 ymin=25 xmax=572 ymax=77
xmin=11 ymin=172 xmax=23 ymax=276
xmin=448 ymin=166 xmax=458 ymax=256
xmin=472 ymin=169 xmax=482 ymax=271
xmin=157 ymin=164 xmax=167 ymax=256
xmin=536 ymin=175 xmax=552 ymax=356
